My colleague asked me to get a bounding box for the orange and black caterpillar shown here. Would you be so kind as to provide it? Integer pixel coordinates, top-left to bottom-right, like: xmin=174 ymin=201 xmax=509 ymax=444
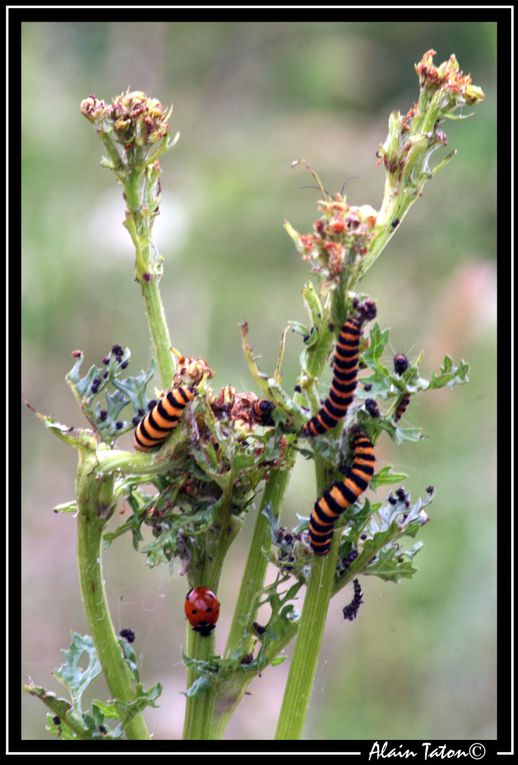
xmin=394 ymin=391 xmax=411 ymax=422
xmin=252 ymin=399 xmax=275 ymax=426
xmin=302 ymin=301 xmax=376 ymax=437
xmin=308 ymin=431 xmax=375 ymax=556
xmin=134 ymin=385 xmax=196 ymax=451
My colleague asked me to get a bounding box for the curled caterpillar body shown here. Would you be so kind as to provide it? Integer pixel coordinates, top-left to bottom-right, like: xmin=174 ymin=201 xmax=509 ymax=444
xmin=252 ymin=399 xmax=275 ymax=426
xmin=302 ymin=316 xmax=364 ymax=437
xmin=394 ymin=391 xmax=411 ymax=422
xmin=342 ymin=578 xmax=363 ymax=621
xmin=133 ymin=386 xmax=196 ymax=451
xmin=309 ymin=432 xmax=375 ymax=555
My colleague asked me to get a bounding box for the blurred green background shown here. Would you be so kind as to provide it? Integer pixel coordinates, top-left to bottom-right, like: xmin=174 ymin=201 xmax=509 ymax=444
xmin=21 ymin=21 xmax=497 ymax=741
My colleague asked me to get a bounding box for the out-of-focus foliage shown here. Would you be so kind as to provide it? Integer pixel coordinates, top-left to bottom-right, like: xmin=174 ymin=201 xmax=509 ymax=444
xmin=22 ymin=21 xmax=496 ymax=740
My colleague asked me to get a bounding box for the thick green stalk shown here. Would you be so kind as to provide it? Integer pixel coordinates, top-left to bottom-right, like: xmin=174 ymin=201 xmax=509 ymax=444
xmin=183 ymin=626 xmax=217 ymax=740
xmin=209 ymin=468 xmax=291 ymax=738
xmin=224 ymin=468 xmax=291 ymax=661
xmin=211 ymin=298 xmax=339 ymax=739
xmin=274 ymin=287 xmax=349 ymax=740
xmin=124 ymin=174 xmax=175 ymax=389
xmin=274 ymin=529 xmax=340 ymax=740
xmin=138 ymin=274 xmax=175 ymax=389
xmin=183 ymin=481 xmax=241 ymax=740
xmin=76 ymin=451 xmax=150 ymax=740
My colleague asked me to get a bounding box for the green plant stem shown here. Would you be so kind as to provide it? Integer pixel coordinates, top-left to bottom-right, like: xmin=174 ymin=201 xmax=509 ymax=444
xmin=22 ymin=684 xmax=92 ymax=740
xmin=274 ymin=529 xmax=340 ymax=740
xmin=182 ymin=481 xmax=241 ymax=740
xmin=224 ymin=468 xmax=291 ymax=661
xmin=209 ymin=468 xmax=291 ymax=739
xmin=76 ymin=451 xmax=150 ymax=740
xmin=274 ymin=287 xmax=350 ymax=740
xmin=138 ymin=275 xmax=175 ymax=388
xmin=211 ymin=296 xmax=341 ymax=740
xmin=124 ymin=179 xmax=175 ymax=389
xmin=182 ymin=626 xmax=217 ymax=740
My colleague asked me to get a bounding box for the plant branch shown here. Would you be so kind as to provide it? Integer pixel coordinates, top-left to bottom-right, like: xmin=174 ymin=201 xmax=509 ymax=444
xmin=76 ymin=451 xmax=150 ymax=740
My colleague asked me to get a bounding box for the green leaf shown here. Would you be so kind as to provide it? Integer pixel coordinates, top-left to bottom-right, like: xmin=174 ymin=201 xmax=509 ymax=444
xmin=111 ymin=357 xmax=157 ymax=411
xmin=53 ymin=633 xmax=101 ymax=714
xmin=43 ymin=417 xmax=97 ymax=450
xmin=185 ymin=675 xmax=212 ymax=698
xmin=393 ymin=425 xmax=425 ymax=444
xmin=301 ymin=281 xmax=323 ymax=332
xmin=370 ymin=466 xmax=409 ymax=491
xmin=364 ymin=542 xmax=423 ymax=582
xmin=363 ymin=323 xmax=390 ymax=365
xmin=53 ymin=500 xmax=78 ymax=514
xmin=26 ymin=619 xmax=159 ymax=738
xmin=288 ymin=320 xmax=310 ymax=338
xmin=429 ymin=356 xmax=470 ymax=390
xmin=113 ymin=682 xmax=162 ymax=727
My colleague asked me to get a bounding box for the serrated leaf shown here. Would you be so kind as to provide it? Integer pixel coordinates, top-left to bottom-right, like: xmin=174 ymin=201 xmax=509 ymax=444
xmin=429 ymin=356 xmax=470 ymax=390
xmin=120 ymin=639 xmax=140 ymax=684
xmin=364 ymin=543 xmax=422 ymax=582
xmin=43 ymin=417 xmax=97 ymax=450
xmin=111 ymin=358 xmax=156 ymax=411
xmin=53 ymin=633 xmax=101 ymax=714
xmin=370 ymin=466 xmax=409 ymax=491
xmin=363 ymin=323 xmax=390 ymax=364
xmin=113 ymin=681 xmax=162 ymax=723
xmin=68 ymin=361 xmax=104 ymax=399
xmin=393 ymin=425 xmax=425 ymax=444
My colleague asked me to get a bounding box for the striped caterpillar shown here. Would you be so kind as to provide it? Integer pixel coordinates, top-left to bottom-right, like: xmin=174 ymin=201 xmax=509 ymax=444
xmin=308 ymin=431 xmax=375 ymax=555
xmin=302 ymin=301 xmax=376 ymax=437
xmin=251 ymin=399 xmax=275 ymax=426
xmin=394 ymin=391 xmax=411 ymax=422
xmin=133 ymin=386 xmax=196 ymax=451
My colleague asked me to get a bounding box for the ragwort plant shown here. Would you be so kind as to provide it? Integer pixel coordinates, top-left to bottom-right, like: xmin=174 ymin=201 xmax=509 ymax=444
xmin=24 ymin=51 xmax=484 ymax=741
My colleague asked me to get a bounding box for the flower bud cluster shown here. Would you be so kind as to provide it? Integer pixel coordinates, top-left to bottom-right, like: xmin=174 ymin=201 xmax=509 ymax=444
xmin=377 ymin=50 xmax=485 ymax=184
xmin=286 ymin=195 xmax=378 ymax=282
xmin=80 ymin=90 xmax=172 ymax=158
xmin=173 ymin=355 xmax=215 ymax=386
xmin=415 ymin=49 xmax=485 ymax=108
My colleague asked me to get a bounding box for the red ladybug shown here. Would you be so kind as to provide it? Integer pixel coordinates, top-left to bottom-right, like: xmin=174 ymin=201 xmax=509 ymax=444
xmin=184 ymin=587 xmax=220 ymax=637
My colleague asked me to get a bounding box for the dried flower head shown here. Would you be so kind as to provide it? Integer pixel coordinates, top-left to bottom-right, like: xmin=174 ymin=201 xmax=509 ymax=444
xmin=81 ymin=89 xmax=172 ymax=147
xmin=285 ymin=194 xmax=378 ymax=282
xmin=173 ymin=354 xmax=215 ymax=385
xmin=415 ymin=50 xmax=485 ymax=106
